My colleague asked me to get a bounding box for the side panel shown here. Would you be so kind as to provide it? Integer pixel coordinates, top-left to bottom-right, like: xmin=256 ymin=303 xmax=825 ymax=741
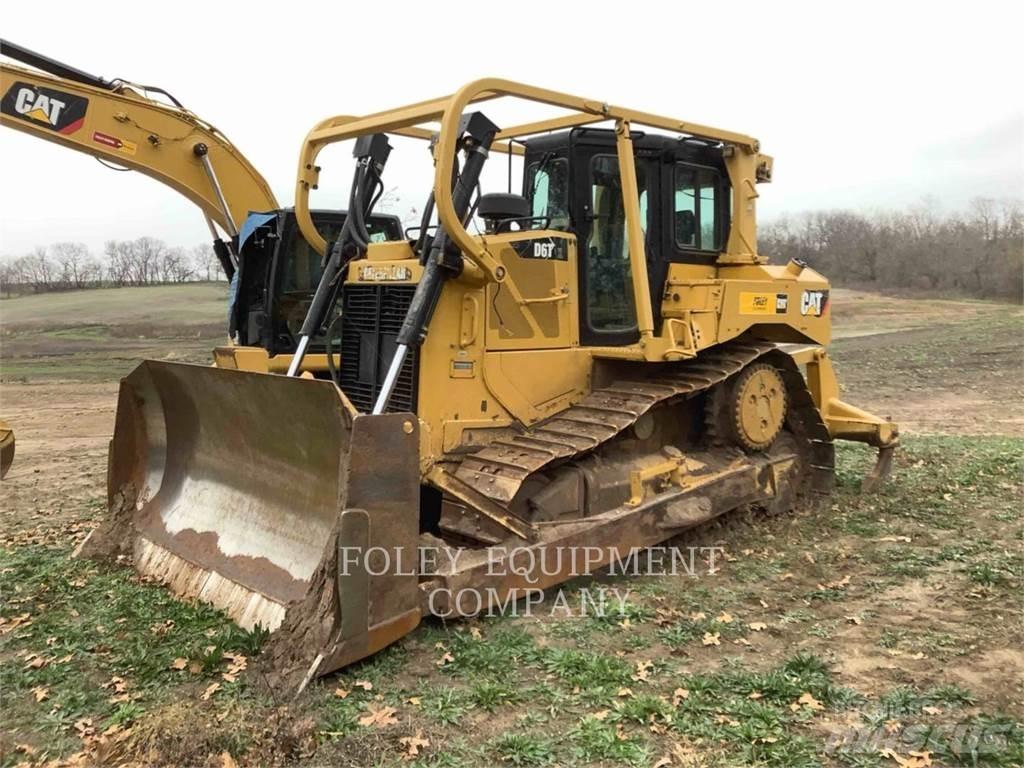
xmin=485 ymin=234 xmax=578 ymax=350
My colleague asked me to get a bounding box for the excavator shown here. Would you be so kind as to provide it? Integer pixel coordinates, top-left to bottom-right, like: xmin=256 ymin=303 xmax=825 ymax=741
xmin=0 ymin=40 xmax=403 ymax=477
xmin=2 ymin=44 xmax=899 ymax=688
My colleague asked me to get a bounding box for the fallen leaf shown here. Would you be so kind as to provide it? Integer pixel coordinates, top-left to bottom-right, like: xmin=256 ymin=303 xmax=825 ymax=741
xmin=748 ymin=622 xmax=768 ymax=631
xmin=592 ymin=709 xmax=610 ymax=720
xmin=358 ymin=705 xmax=399 ymax=728
xmin=105 ymin=676 xmax=128 ymax=693
xmin=150 ymin=620 xmax=175 ymax=636
xmin=617 ymin=687 xmax=634 ymax=698
xmin=702 ymin=632 xmax=721 ymax=646
xmin=922 ymin=705 xmax=942 ymax=715
xmin=671 ymin=741 xmax=699 ymax=763
xmin=31 ymin=685 xmax=49 ymax=702
xmin=354 ymin=680 xmax=373 ymax=691
xmin=877 ymin=536 xmax=911 ymax=543
xmin=672 ymin=688 xmax=689 ymax=706
xmin=406 ymin=696 xmax=421 ymax=707
xmin=219 ymin=752 xmax=238 ymax=768
xmin=201 ymin=682 xmax=221 ymax=701
xmin=399 ymin=730 xmax=430 ymax=760
xmin=689 ymin=611 xmax=706 ymax=621
xmin=0 ymin=612 xmax=32 ymax=635
xmin=631 ymin=660 xmax=654 ymax=682
xmin=797 ymin=692 xmax=824 ymax=711
xmin=170 ymin=657 xmax=188 ymax=671
xmin=734 ymin=637 xmax=753 ymax=646
xmin=221 ymin=672 xmax=237 ymax=683
xmin=469 ymin=626 xmax=483 ymax=640
xmin=652 ymin=758 xmax=672 ymax=768
xmin=334 ymin=688 xmax=350 ymax=699
xmin=881 ymin=748 xmax=933 ymax=767
xmin=435 ymin=652 xmax=454 ymax=667
xmin=749 ymin=691 xmax=763 ymax=700
xmin=716 ymin=612 xmax=734 ymax=624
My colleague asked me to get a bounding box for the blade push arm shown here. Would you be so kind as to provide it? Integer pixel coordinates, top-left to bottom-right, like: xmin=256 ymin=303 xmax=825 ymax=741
xmin=0 ymin=41 xmax=277 ymax=237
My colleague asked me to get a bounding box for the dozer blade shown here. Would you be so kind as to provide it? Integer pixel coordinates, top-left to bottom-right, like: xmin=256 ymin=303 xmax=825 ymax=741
xmin=79 ymin=361 xmax=422 ymax=685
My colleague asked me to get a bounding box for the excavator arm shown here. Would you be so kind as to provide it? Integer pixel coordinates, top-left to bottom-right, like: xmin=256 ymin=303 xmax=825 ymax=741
xmin=0 ymin=40 xmax=278 ymax=253
xmin=0 ymin=40 xmax=280 ymax=481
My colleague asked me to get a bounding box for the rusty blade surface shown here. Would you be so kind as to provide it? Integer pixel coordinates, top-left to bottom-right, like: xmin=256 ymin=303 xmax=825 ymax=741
xmin=109 ymin=361 xmax=356 ymax=630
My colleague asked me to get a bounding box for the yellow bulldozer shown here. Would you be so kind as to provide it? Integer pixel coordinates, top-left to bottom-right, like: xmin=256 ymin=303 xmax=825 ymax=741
xmin=2 ymin=44 xmax=897 ymax=688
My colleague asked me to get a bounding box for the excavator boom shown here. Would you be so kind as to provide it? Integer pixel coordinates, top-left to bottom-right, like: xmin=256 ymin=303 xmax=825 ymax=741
xmin=0 ymin=39 xmax=277 ymax=234
xmin=0 ymin=40 xmax=282 ymax=481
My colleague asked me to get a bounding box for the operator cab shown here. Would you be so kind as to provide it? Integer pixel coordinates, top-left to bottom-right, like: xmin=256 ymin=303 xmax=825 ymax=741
xmin=522 ymin=128 xmax=731 ymax=346
xmin=233 ymin=209 xmax=404 ymax=354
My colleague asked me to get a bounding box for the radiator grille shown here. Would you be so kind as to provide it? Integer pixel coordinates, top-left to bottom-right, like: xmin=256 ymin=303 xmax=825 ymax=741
xmin=339 ymin=284 xmax=419 ymax=413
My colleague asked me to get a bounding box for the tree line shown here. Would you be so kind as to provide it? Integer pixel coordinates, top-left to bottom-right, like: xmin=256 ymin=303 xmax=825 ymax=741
xmin=0 ymin=237 xmax=227 ymax=297
xmin=760 ymin=197 xmax=1022 ymax=301
xmin=2 ymin=199 xmax=1021 ymax=301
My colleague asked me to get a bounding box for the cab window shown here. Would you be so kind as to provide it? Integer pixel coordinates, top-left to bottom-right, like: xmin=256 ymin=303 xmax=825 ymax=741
xmin=674 ymin=164 xmax=721 ymax=251
xmin=525 ymin=157 xmax=570 ymax=229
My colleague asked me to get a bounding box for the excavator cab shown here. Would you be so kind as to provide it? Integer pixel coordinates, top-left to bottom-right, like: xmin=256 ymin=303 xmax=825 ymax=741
xmin=232 ymin=209 xmax=404 ymax=354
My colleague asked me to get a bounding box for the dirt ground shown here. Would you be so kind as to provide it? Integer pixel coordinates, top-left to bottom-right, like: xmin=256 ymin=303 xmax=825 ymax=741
xmin=0 ymin=287 xmax=1021 ymax=767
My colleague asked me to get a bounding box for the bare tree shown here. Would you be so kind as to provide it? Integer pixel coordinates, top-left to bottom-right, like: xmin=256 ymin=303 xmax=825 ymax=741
xmin=190 ymin=243 xmax=225 ymax=282
xmin=51 ymin=242 xmax=99 ymax=289
xmin=158 ymin=246 xmax=194 ymax=283
xmin=104 ymin=240 xmax=133 ymax=286
xmin=18 ymin=247 xmax=55 ymax=292
xmin=128 ymin=236 xmax=165 ymax=285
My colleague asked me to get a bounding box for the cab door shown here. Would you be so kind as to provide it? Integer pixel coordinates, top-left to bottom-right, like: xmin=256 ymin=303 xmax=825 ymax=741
xmin=572 ymin=142 xmax=658 ymax=347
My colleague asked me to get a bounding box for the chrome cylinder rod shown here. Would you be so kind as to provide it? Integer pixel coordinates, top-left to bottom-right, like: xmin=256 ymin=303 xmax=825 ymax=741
xmin=286 ymin=335 xmax=312 ymax=378
xmin=371 ymin=344 xmax=409 ymax=415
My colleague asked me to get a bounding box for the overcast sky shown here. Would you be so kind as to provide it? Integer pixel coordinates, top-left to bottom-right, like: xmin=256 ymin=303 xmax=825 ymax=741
xmin=1 ymin=0 xmax=1021 ymax=255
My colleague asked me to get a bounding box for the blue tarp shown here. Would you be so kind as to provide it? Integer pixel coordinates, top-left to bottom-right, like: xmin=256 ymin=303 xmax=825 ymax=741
xmin=238 ymin=211 xmax=278 ymax=250
xmin=229 ymin=211 xmax=278 ymax=329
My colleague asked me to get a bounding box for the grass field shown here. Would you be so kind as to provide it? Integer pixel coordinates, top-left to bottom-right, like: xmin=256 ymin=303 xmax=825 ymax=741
xmin=0 ymin=286 xmax=1021 ymax=767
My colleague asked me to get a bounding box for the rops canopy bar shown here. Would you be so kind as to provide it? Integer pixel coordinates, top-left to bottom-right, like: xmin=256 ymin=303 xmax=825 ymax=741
xmin=293 ymin=78 xmax=763 ymax=272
